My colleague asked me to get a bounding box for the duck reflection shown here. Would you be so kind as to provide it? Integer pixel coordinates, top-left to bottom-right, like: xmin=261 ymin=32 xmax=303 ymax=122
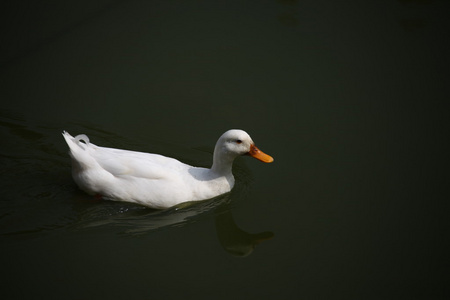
xmin=215 ymin=208 xmax=274 ymax=257
xmin=72 ymin=191 xmax=274 ymax=257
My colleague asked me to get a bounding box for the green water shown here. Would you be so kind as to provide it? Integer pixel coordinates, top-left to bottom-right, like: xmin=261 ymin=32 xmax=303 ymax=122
xmin=1 ymin=1 xmax=448 ymax=299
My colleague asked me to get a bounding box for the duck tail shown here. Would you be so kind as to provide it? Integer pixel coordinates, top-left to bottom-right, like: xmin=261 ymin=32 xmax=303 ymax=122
xmin=62 ymin=131 xmax=91 ymax=149
xmin=62 ymin=131 xmax=95 ymax=168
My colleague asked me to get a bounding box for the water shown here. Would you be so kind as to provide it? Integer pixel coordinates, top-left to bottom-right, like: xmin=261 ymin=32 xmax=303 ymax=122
xmin=1 ymin=1 xmax=449 ymax=299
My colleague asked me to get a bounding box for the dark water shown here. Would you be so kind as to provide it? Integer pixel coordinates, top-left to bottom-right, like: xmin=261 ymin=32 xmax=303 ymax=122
xmin=1 ymin=1 xmax=449 ymax=299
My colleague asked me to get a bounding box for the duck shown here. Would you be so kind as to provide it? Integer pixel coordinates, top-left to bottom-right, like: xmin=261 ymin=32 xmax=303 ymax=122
xmin=62 ymin=129 xmax=273 ymax=209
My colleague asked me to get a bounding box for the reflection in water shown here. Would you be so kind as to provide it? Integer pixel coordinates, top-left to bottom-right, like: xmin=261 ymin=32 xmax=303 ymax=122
xmin=72 ymin=192 xmax=274 ymax=257
xmin=215 ymin=207 xmax=274 ymax=257
xmin=72 ymin=194 xmax=231 ymax=235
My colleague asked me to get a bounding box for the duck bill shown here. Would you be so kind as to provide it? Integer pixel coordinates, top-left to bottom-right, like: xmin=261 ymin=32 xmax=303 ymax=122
xmin=247 ymin=144 xmax=274 ymax=163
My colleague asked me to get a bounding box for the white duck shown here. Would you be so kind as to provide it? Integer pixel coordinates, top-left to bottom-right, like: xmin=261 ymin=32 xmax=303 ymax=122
xmin=62 ymin=129 xmax=273 ymax=209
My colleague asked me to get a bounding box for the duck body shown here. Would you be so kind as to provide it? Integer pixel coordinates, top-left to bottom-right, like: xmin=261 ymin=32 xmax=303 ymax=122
xmin=63 ymin=130 xmax=273 ymax=209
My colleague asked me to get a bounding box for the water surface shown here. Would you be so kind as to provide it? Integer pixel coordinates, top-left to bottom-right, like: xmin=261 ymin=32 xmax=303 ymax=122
xmin=1 ymin=1 xmax=449 ymax=299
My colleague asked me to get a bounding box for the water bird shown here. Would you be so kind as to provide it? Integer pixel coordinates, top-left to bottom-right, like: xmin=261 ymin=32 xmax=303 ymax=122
xmin=62 ymin=129 xmax=273 ymax=209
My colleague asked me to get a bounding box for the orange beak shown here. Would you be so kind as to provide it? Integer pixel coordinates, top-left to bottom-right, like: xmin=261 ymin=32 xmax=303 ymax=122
xmin=247 ymin=144 xmax=274 ymax=163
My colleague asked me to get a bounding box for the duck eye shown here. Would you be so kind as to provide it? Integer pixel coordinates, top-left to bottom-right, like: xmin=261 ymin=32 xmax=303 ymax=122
xmin=236 ymin=139 xmax=242 ymax=144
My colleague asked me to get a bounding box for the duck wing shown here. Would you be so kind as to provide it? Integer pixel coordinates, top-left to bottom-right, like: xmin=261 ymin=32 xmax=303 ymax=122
xmin=63 ymin=131 xmax=190 ymax=180
xmin=92 ymin=146 xmax=191 ymax=180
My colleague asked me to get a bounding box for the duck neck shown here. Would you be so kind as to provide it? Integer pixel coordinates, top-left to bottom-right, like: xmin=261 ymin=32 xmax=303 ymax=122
xmin=210 ymin=147 xmax=235 ymax=176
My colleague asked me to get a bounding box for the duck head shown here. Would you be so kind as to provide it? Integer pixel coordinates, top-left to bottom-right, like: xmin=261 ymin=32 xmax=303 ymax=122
xmin=214 ymin=129 xmax=274 ymax=163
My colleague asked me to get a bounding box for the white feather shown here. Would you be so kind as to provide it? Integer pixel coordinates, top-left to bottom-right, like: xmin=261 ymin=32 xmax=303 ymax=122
xmin=62 ymin=129 xmax=272 ymax=209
